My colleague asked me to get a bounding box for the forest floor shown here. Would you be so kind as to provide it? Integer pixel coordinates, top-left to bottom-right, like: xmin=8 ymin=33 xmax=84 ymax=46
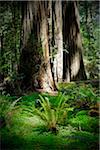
xmin=0 ymin=82 xmax=99 ymax=150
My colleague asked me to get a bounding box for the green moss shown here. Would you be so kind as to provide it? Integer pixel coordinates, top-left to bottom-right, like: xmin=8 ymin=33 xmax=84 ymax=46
xmin=69 ymin=114 xmax=99 ymax=133
xmin=0 ymin=83 xmax=99 ymax=150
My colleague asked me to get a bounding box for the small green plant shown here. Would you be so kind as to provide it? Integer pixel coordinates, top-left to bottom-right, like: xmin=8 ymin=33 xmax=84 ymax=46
xmin=35 ymin=95 xmax=57 ymax=132
xmin=34 ymin=93 xmax=73 ymax=133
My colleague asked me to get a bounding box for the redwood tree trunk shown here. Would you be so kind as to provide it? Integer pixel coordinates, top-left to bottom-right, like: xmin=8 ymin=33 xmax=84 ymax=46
xmin=52 ymin=1 xmax=63 ymax=83
xmin=19 ymin=1 xmax=56 ymax=92
xmin=37 ymin=1 xmax=56 ymax=92
xmin=19 ymin=1 xmax=87 ymax=92
xmin=19 ymin=1 xmax=34 ymax=89
xmin=63 ymin=1 xmax=87 ymax=81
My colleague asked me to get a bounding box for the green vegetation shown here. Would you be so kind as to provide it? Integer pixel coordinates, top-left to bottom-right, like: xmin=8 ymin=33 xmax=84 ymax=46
xmin=0 ymin=1 xmax=99 ymax=149
xmin=1 ymin=83 xmax=99 ymax=150
xmin=31 ymin=94 xmax=73 ymax=132
xmin=79 ymin=1 xmax=99 ymax=79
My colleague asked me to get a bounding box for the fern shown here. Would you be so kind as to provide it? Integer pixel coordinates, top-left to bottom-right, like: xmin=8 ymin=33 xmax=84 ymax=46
xmin=34 ymin=93 xmax=69 ymax=132
xmin=23 ymin=93 xmax=72 ymax=133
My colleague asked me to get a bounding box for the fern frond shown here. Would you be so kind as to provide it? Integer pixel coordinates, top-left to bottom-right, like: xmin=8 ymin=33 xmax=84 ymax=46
xmin=57 ymin=93 xmax=65 ymax=109
xmin=35 ymin=108 xmax=48 ymax=122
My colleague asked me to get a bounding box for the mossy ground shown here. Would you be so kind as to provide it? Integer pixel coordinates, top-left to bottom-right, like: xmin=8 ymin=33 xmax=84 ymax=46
xmin=0 ymin=82 xmax=99 ymax=150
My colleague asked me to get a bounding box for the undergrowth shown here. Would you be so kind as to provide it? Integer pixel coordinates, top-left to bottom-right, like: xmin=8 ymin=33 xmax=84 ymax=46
xmin=0 ymin=83 xmax=99 ymax=150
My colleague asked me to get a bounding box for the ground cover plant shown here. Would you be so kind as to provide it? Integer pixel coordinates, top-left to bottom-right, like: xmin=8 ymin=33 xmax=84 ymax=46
xmin=0 ymin=83 xmax=99 ymax=150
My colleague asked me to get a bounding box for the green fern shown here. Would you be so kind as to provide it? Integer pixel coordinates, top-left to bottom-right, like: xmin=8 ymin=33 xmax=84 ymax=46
xmin=34 ymin=93 xmax=70 ymax=132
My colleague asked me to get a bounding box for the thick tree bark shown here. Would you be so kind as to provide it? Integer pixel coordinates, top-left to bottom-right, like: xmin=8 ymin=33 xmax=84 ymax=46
xmin=19 ymin=1 xmax=87 ymax=92
xmin=37 ymin=1 xmax=56 ymax=92
xmin=63 ymin=1 xmax=87 ymax=81
xmin=19 ymin=1 xmax=34 ymax=89
xmin=53 ymin=1 xmax=63 ymax=83
xmin=19 ymin=1 xmax=56 ymax=92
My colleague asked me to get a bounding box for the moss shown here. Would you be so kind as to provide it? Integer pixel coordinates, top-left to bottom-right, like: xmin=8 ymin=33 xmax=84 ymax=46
xmin=0 ymin=83 xmax=99 ymax=149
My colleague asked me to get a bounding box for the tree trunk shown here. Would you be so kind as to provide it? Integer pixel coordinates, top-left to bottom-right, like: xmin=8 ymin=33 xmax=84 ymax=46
xmin=19 ymin=1 xmax=56 ymax=92
xmin=19 ymin=1 xmax=34 ymax=89
xmin=19 ymin=1 xmax=87 ymax=92
xmin=63 ymin=1 xmax=87 ymax=81
xmin=52 ymin=1 xmax=63 ymax=83
xmin=37 ymin=1 xmax=56 ymax=92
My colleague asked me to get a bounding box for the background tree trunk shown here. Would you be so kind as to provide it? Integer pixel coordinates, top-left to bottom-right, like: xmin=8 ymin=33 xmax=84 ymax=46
xmin=63 ymin=1 xmax=87 ymax=81
xmin=52 ymin=1 xmax=63 ymax=83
